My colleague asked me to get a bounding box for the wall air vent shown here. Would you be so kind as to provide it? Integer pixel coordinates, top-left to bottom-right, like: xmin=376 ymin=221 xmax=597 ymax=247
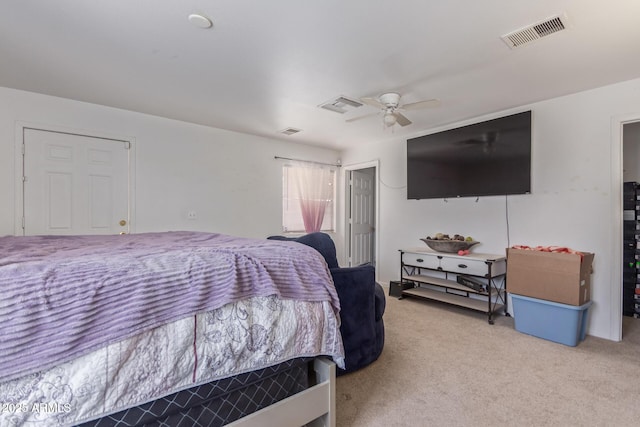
xmin=319 ymin=96 xmax=363 ymax=114
xmin=501 ymin=14 xmax=569 ymax=49
xmin=280 ymin=127 xmax=302 ymax=136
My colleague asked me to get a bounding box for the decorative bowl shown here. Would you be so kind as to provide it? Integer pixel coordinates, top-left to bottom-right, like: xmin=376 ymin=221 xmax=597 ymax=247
xmin=420 ymin=238 xmax=480 ymax=253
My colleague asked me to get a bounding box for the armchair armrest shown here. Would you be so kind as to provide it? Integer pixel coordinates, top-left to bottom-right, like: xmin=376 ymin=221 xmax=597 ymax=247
xmin=330 ymin=265 xmax=385 ymax=319
xmin=329 ymin=264 xmax=385 ymax=374
xmin=329 ymin=265 xmax=376 ymax=309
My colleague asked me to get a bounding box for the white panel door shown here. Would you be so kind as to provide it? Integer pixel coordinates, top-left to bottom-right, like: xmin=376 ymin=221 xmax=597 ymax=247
xmin=23 ymin=129 xmax=130 ymax=235
xmin=349 ymin=169 xmax=375 ymax=266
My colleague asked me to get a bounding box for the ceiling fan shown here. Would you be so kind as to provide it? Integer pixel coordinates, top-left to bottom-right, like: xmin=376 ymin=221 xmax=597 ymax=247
xmin=346 ymin=92 xmax=440 ymax=127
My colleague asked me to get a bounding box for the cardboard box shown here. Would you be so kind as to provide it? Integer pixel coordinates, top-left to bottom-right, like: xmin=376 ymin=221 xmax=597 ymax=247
xmin=511 ymin=294 xmax=591 ymax=346
xmin=506 ymin=248 xmax=594 ymax=306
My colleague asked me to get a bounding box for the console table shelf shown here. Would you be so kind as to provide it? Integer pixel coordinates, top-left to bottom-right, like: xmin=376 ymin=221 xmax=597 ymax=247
xmin=399 ymin=248 xmax=507 ymax=324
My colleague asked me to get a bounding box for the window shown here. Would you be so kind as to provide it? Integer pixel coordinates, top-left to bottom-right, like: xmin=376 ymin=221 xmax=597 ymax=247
xmin=282 ymin=164 xmax=336 ymax=232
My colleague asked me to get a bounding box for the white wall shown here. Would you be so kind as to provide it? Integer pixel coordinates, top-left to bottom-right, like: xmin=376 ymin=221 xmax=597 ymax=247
xmin=341 ymin=77 xmax=640 ymax=341
xmin=0 ymin=87 xmax=340 ymax=241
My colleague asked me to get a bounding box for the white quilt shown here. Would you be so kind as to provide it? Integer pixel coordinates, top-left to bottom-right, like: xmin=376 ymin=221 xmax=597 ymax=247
xmin=0 ymin=295 xmax=344 ymax=427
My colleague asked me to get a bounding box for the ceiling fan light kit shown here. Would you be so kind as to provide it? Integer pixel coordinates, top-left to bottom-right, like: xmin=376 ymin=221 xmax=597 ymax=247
xmin=383 ymin=113 xmax=397 ymax=127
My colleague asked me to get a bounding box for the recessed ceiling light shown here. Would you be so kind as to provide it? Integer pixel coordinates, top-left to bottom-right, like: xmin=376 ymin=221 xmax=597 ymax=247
xmin=188 ymin=13 xmax=213 ymax=29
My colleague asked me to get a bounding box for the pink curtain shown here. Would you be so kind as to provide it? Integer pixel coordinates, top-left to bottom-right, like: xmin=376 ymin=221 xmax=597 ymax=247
xmin=299 ymin=199 xmax=327 ymax=232
xmin=292 ymin=166 xmax=333 ymax=233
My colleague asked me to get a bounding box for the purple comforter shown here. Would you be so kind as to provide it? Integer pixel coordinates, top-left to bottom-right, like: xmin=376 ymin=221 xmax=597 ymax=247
xmin=0 ymin=231 xmax=340 ymax=383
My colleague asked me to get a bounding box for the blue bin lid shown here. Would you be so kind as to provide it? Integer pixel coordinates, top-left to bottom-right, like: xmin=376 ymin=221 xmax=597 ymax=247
xmin=510 ymin=293 xmax=592 ymax=310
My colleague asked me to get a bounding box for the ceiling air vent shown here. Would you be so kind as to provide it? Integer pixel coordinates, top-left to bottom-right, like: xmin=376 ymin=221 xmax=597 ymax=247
xmin=501 ymin=14 xmax=568 ymax=49
xmin=319 ymin=96 xmax=363 ymax=114
xmin=280 ymin=127 xmax=302 ymax=136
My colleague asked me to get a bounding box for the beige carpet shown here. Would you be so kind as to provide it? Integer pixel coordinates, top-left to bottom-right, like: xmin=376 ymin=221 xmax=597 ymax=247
xmin=336 ymin=291 xmax=640 ymax=426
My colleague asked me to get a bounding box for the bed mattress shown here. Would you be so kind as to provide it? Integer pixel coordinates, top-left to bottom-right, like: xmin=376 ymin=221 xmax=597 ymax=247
xmin=77 ymin=357 xmax=311 ymax=427
xmin=0 ymin=231 xmax=342 ymax=383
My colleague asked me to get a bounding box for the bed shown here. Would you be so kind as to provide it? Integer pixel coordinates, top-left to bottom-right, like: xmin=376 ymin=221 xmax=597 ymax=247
xmin=0 ymin=231 xmax=344 ymax=427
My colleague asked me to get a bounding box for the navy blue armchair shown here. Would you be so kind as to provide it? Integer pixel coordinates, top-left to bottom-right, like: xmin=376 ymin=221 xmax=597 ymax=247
xmin=268 ymin=232 xmax=385 ymax=375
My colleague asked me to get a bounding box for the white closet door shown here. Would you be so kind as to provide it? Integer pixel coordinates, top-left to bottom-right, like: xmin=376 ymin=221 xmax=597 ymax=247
xmin=349 ymin=169 xmax=375 ymax=266
xmin=23 ymin=129 xmax=130 ymax=235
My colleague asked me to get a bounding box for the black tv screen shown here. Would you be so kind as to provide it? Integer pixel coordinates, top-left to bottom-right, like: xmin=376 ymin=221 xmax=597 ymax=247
xmin=407 ymin=111 xmax=531 ymax=199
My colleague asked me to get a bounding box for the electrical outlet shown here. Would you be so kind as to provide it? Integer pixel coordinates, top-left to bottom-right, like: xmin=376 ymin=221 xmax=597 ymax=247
xmin=187 ymin=211 xmax=197 ymax=220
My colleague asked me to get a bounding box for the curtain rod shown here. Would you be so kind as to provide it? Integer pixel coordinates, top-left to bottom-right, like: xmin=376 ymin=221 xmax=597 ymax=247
xmin=274 ymin=156 xmax=342 ymax=167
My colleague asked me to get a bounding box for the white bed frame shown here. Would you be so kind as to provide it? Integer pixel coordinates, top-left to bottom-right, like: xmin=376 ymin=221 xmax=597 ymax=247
xmin=228 ymin=357 xmax=336 ymax=427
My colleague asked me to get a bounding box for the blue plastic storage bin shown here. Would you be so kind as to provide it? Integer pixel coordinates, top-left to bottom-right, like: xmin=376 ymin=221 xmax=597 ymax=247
xmin=511 ymin=293 xmax=592 ymax=346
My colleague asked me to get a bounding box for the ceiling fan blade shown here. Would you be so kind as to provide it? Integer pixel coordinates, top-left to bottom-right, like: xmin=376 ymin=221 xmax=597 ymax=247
xmin=360 ymin=97 xmax=385 ymax=109
xmin=346 ymin=112 xmax=379 ymax=123
xmin=402 ymin=98 xmax=441 ymax=111
xmin=394 ymin=112 xmax=412 ymax=127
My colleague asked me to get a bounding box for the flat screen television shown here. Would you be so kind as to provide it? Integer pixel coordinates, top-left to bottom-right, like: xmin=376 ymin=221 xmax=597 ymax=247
xmin=407 ymin=110 xmax=531 ymax=199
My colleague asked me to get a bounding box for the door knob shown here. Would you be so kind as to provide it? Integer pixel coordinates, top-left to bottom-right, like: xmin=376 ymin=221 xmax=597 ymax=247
xmin=119 ymin=220 xmax=127 ymax=226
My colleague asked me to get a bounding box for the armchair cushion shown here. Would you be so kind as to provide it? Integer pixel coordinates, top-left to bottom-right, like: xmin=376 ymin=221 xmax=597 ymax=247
xmin=267 ymin=232 xmax=385 ymax=375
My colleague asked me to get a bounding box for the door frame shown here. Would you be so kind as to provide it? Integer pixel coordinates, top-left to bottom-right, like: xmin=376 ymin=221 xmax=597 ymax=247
xmin=611 ymin=113 xmax=640 ymax=341
xmin=343 ymin=159 xmax=379 ymax=274
xmin=14 ymin=121 xmax=136 ymax=235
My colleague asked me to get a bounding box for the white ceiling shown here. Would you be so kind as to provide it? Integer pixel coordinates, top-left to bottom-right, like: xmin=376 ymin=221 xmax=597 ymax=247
xmin=2 ymin=1 xmax=639 ymax=151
